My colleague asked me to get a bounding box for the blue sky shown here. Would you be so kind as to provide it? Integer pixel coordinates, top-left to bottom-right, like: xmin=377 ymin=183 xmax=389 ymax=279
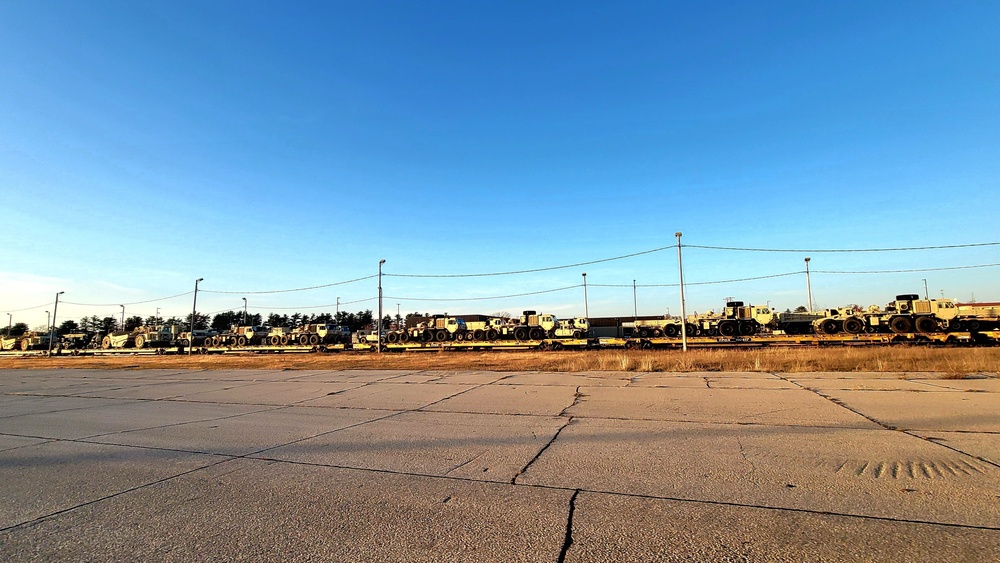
xmin=2 ymin=1 xmax=998 ymax=328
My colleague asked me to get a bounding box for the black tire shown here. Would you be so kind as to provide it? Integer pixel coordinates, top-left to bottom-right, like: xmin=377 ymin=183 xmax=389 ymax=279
xmin=718 ymin=321 xmax=737 ymax=337
xmin=309 ymin=334 xmax=320 ymax=345
xmin=298 ymin=335 xmax=309 ymax=345
xmin=435 ymin=330 xmax=448 ymax=342
xmin=664 ymin=325 xmax=678 ymax=337
xmin=237 ymin=336 xmax=247 ymax=346
xmin=399 ymin=331 xmax=410 ymax=343
xmin=573 ymin=330 xmax=582 ymax=339
xmin=639 ymin=328 xmax=649 ymax=338
xmin=686 ymin=323 xmax=698 ymax=337
xmin=914 ymin=316 xmax=938 ymax=334
xmin=842 ymin=317 xmax=864 ymax=334
xmin=529 ymin=327 xmax=544 ymax=340
xmin=889 ymin=316 xmax=913 ymax=334
xmin=653 ymin=328 xmax=663 ymax=337
xmin=820 ymin=319 xmax=839 ymax=335
xmin=738 ymin=321 xmax=755 ymax=336
xmin=486 ymin=328 xmax=499 ymax=341
xmin=513 ymin=327 xmax=528 ymax=341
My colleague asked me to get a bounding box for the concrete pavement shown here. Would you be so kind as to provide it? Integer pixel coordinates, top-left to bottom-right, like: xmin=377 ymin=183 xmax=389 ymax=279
xmin=0 ymin=368 xmax=997 ymax=561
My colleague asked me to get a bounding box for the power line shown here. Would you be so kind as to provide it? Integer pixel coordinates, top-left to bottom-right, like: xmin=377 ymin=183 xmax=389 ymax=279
xmin=386 ymin=284 xmax=582 ymax=302
xmin=685 ymin=242 xmax=1000 ymax=253
xmin=815 ymin=263 xmax=1000 ymax=274
xmin=251 ymin=297 xmax=377 ymax=311
xmin=384 ymin=247 xmax=674 ymax=278
xmin=590 ymin=271 xmax=805 ymax=288
xmin=62 ymin=291 xmax=194 ymax=307
xmin=6 ymin=302 xmax=51 ymax=313
xmin=200 ymin=275 xmax=377 ymax=295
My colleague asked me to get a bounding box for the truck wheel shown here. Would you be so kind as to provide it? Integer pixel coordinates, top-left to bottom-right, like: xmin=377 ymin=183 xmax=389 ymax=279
xmin=135 ymin=335 xmax=146 ymax=348
xmin=889 ymin=316 xmax=913 ymax=334
xmin=842 ymin=318 xmax=864 ymax=334
xmin=529 ymin=327 xmax=544 ymax=340
xmin=309 ymin=334 xmax=320 ymax=345
xmin=718 ymin=321 xmax=737 ymax=337
xmin=399 ymin=332 xmax=409 ymax=343
xmin=653 ymin=328 xmax=663 ymax=337
xmin=573 ymin=330 xmax=582 ymax=339
xmin=386 ymin=332 xmax=398 ymax=344
xmin=102 ymin=336 xmax=111 ymax=349
xmin=435 ymin=330 xmax=448 ymax=342
xmin=237 ymin=336 xmax=247 ymax=346
xmin=639 ymin=329 xmax=649 ymax=338
xmin=914 ymin=317 xmax=938 ymax=333
xmin=820 ymin=319 xmax=839 ymax=335
xmin=664 ymin=325 xmax=678 ymax=337
xmin=486 ymin=329 xmax=499 ymax=341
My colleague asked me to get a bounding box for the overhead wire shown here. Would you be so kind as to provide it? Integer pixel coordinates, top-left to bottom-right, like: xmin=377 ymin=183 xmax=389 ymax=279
xmin=684 ymin=242 xmax=1000 ymax=253
xmin=61 ymin=291 xmax=194 ymax=307
xmin=5 ymin=302 xmax=52 ymax=313
xmin=386 ymin=284 xmax=583 ymax=302
xmin=383 ymin=247 xmax=674 ymax=278
xmin=200 ymin=275 xmax=377 ymax=295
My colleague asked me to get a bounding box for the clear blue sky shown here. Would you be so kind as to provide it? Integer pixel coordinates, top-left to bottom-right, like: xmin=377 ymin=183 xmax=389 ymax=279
xmin=2 ymin=1 xmax=998 ymax=328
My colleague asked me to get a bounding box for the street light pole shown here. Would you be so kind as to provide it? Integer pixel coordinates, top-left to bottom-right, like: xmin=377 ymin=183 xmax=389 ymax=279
xmin=336 ymin=297 xmax=340 ymax=316
xmin=633 ymin=279 xmax=637 ymax=324
xmin=804 ymin=257 xmax=813 ymax=313
xmin=378 ymin=260 xmax=385 ymax=353
xmin=189 ymin=278 xmax=203 ymax=355
xmin=582 ymin=273 xmax=589 ymax=319
xmin=6 ymin=313 xmax=11 ymax=336
xmin=675 ymin=233 xmax=687 ymax=353
xmin=156 ymin=308 xmax=161 ymax=324
xmin=120 ymin=305 xmax=125 ymax=331
xmin=922 ymin=279 xmax=929 ymax=300
xmin=46 ymin=310 xmax=51 ymax=332
xmin=242 ymin=297 xmax=247 ymax=326
xmin=47 ymin=291 xmax=64 ymax=356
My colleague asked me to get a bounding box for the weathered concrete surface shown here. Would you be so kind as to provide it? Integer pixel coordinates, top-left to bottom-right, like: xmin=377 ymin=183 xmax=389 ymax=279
xmin=1 ymin=368 xmax=998 ymax=561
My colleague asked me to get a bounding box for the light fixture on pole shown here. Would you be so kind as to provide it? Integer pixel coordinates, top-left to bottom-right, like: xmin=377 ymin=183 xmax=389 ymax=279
xmin=675 ymin=233 xmax=687 ymax=352
xmin=804 ymin=257 xmax=813 ymax=313
xmin=242 ymin=297 xmax=247 ymax=326
xmin=120 ymin=305 xmax=125 ymax=331
xmin=582 ymin=273 xmax=589 ymax=319
xmin=47 ymin=291 xmax=64 ymax=356
xmin=189 ymin=278 xmax=203 ymax=355
xmin=156 ymin=308 xmax=161 ymax=324
xmin=377 ymin=260 xmax=385 ymax=353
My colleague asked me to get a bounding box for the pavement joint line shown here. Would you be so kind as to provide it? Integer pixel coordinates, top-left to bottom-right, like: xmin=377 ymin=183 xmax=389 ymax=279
xmin=903 ymin=430 xmax=1000 ymax=470
xmin=77 ymin=405 xmax=290 ymax=441
xmin=3 ymin=391 xmax=892 ymax=430
xmin=244 ymin=382 xmax=494 ymax=459
xmin=770 ymin=372 xmax=901 ymax=431
xmin=0 ymin=456 xmax=238 ymax=534
xmin=557 ymin=489 xmax=580 ymax=563
xmin=511 ymin=417 xmax=574 ymax=485
xmin=239 ymin=456 xmax=1000 ymax=532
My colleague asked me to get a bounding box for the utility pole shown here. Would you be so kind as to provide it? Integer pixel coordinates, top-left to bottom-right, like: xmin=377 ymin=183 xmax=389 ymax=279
xmin=582 ymin=273 xmax=589 ymax=319
xmin=47 ymin=291 xmax=64 ymax=356
xmin=242 ymin=297 xmax=247 ymax=326
xmin=120 ymin=305 xmax=125 ymax=331
xmin=804 ymin=257 xmax=813 ymax=312
xmin=189 ymin=278 xmax=203 ymax=355
xmin=675 ymin=232 xmax=687 ymax=353
xmin=377 ymin=259 xmax=385 ymax=353
xmin=632 ymin=279 xmax=637 ymax=323
xmin=922 ymin=279 xmax=928 ymax=300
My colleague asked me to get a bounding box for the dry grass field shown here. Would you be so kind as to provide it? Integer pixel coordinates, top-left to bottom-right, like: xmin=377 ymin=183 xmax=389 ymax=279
xmin=2 ymin=347 xmax=998 ymax=376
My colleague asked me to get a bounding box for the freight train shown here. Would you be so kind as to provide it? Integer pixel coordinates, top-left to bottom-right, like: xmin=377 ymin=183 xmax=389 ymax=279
xmin=634 ymin=294 xmax=1000 ymax=338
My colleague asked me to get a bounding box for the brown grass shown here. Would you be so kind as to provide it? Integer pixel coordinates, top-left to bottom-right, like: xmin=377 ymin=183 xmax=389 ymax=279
xmin=1 ymin=347 xmax=998 ymax=376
